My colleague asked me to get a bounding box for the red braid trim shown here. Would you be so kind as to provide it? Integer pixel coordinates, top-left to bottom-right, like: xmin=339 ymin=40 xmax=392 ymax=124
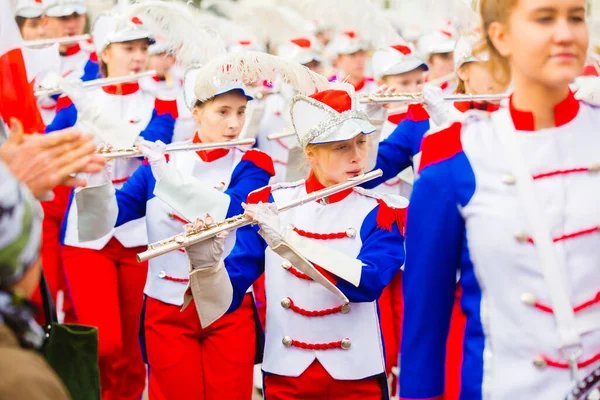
xmin=538 ymin=352 xmax=600 ymax=369
xmin=290 ymin=339 xmax=346 ymax=350
xmin=285 ymin=297 xmax=345 ymax=317
xmin=293 ymin=227 xmax=348 ymax=240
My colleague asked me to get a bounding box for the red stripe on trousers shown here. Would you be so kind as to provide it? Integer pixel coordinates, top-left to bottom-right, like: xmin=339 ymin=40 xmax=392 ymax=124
xmin=444 ymin=287 xmax=467 ymax=400
xmin=378 ymin=271 xmax=403 ymax=397
xmin=31 ymin=185 xmax=75 ymax=324
xmin=143 ymin=293 xmax=256 ymax=399
xmin=264 ymin=359 xmax=382 ymax=399
xmin=62 ymin=238 xmax=147 ymax=400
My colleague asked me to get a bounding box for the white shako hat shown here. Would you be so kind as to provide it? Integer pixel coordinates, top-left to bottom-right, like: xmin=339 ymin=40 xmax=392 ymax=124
xmin=42 ymin=0 xmax=85 ymax=17
xmin=183 ymin=65 xmax=253 ymax=111
xmin=453 ymin=35 xmax=489 ymax=71
xmin=372 ymin=44 xmax=428 ymax=80
xmin=92 ymin=12 xmax=154 ymax=55
xmin=276 ymin=37 xmax=323 ymax=66
xmin=417 ymin=29 xmax=457 ymax=59
xmin=15 ymin=0 xmax=43 ymax=18
xmin=291 ymin=86 xmax=375 ymax=148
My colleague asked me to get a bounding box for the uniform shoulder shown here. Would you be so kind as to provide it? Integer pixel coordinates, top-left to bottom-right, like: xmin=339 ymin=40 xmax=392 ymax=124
xmin=418 ymin=120 xmax=465 ymax=173
xmin=353 ymin=187 xmax=408 ymax=233
xmin=245 ymin=179 xmax=304 ymax=204
xmin=239 ymin=148 xmax=276 ymax=176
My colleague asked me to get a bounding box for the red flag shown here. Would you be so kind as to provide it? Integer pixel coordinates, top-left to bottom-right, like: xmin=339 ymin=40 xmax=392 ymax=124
xmin=0 ymin=1 xmax=45 ymax=133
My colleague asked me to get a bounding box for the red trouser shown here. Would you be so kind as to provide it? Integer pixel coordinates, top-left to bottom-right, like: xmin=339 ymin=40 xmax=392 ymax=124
xmin=264 ymin=360 xmax=383 ymax=400
xmin=143 ymin=293 xmax=256 ymax=400
xmin=378 ymin=271 xmax=403 ymax=396
xmin=444 ymin=287 xmax=467 ymax=400
xmin=62 ymin=238 xmax=147 ymax=400
xmin=32 ymin=186 xmax=75 ymax=323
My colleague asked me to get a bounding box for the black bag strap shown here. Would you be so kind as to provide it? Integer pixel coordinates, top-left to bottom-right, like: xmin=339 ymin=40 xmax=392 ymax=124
xmin=39 ymin=272 xmax=57 ymax=328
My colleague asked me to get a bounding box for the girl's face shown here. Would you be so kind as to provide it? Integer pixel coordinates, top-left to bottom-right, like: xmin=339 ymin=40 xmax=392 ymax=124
xmin=20 ymin=18 xmax=46 ymax=41
xmin=458 ymin=62 xmax=505 ymax=94
xmin=306 ymin=134 xmax=369 ymax=187
xmin=147 ymin=53 xmax=176 ymax=78
xmin=490 ymin=0 xmax=587 ymax=89
xmin=427 ymin=52 xmax=454 ymax=79
xmin=101 ymin=39 xmax=150 ymax=77
xmin=192 ymin=91 xmax=248 ymax=143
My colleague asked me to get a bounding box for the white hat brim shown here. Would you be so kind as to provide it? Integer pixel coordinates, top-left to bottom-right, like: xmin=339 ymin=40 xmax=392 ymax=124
xmin=379 ymin=58 xmax=428 ymax=79
xmin=45 ymin=4 xmax=86 ymax=17
xmin=310 ymin=118 xmax=376 ymax=145
xmin=16 ymin=7 xmax=43 ymax=18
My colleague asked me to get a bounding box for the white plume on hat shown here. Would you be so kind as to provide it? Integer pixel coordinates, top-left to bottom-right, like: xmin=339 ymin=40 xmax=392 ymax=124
xmin=15 ymin=0 xmax=43 ymax=18
xmin=121 ymin=0 xmax=226 ymax=67
xmin=193 ymin=51 xmax=331 ymax=102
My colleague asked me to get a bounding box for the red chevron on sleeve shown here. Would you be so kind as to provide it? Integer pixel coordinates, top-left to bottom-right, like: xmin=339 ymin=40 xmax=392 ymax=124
xmin=418 ymin=122 xmax=463 ymax=173
xmin=246 ymin=186 xmax=272 ymax=204
xmin=154 ymin=98 xmax=179 ymax=118
xmin=242 ymin=149 xmax=276 ymax=176
xmin=55 ymin=96 xmax=73 ymax=112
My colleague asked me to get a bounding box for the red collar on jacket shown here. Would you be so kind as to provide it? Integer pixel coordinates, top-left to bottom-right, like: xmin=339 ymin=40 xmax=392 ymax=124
xmin=509 ymin=90 xmax=579 ymax=131
xmin=193 ymin=133 xmax=230 ymax=162
xmin=454 ymin=101 xmax=501 ymax=113
xmin=60 ymin=43 xmax=81 ymax=57
xmin=101 ymin=82 xmax=140 ymax=96
xmin=305 ymin=172 xmax=353 ymax=204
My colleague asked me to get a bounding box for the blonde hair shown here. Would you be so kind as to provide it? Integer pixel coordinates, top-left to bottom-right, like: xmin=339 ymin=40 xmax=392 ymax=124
xmin=476 ymin=0 xmax=518 ymax=88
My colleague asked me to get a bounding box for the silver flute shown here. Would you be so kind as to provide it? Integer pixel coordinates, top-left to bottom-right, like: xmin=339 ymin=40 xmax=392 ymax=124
xmin=98 ymin=138 xmax=256 ymax=159
xmin=136 ymin=169 xmax=384 ymax=262
xmin=359 ymin=92 xmax=509 ymax=104
xmin=23 ymin=34 xmax=91 ymax=48
xmin=34 ymin=70 xmax=157 ymax=97
xmin=267 ymin=129 xmax=296 ymax=141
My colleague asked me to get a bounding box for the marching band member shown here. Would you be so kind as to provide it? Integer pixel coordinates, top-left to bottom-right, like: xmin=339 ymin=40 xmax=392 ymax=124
xmin=418 ymin=30 xmax=458 ymax=93
xmin=400 ymin=0 xmax=600 ymax=399
xmin=327 ymin=31 xmax=377 ymax=94
xmin=14 ymin=0 xmax=46 ymax=40
xmin=41 ymin=0 xmax=95 ymax=81
xmin=257 ymin=37 xmax=325 ymax=180
xmin=46 ymin=12 xmax=177 ymax=400
xmin=75 ymin=76 xmax=274 ymax=399
xmin=181 ymin=86 xmax=407 ymax=399
xmin=365 ymin=35 xmax=505 ymax=189
xmin=38 ymin=0 xmax=98 ymax=124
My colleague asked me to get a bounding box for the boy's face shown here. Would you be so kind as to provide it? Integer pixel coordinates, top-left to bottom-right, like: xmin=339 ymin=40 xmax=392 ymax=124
xmin=379 ymin=67 xmax=425 ymax=94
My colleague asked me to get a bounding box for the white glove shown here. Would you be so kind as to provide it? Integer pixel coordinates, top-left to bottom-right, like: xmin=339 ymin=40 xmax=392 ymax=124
xmin=365 ymin=84 xmax=396 ymax=120
xmin=83 ymin=144 xmax=113 ymax=187
xmin=184 ymin=215 xmax=226 ymax=269
xmin=137 ymin=140 xmax=167 ymax=180
xmin=243 ymin=202 xmax=284 ymax=249
xmin=423 ymin=84 xmax=451 ymax=126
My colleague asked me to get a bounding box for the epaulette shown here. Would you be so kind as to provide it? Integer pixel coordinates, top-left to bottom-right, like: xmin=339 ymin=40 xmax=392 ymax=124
xmin=241 ymin=149 xmax=276 ymax=176
xmin=418 ymin=121 xmax=463 ymax=173
xmin=353 ymin=187 xmax=408 ymax=233
xmin=246 ymin=178 xmax=304 ymax=204
xmin=154 ymin=98 xmax=178 ymax=118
